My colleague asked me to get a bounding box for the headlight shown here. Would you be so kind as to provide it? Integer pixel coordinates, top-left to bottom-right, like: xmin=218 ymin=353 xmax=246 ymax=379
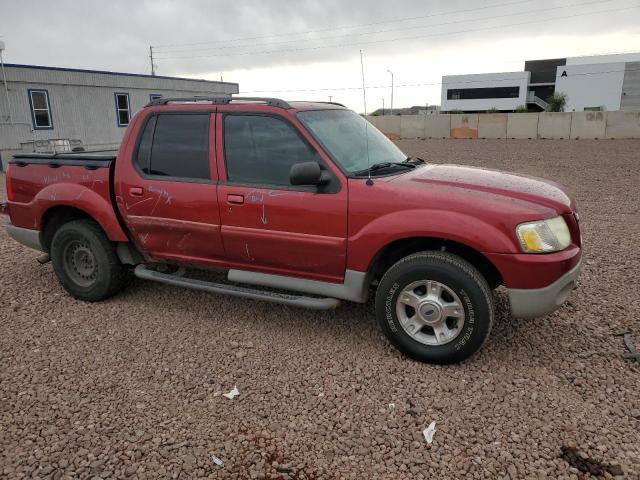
xmin=516 ymin=216 xmax=571 ymax=253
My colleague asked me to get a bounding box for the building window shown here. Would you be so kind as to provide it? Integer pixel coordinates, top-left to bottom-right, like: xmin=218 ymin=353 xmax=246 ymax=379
xmin=114 ymin=93 xmax=131 ymax=127
xmin=149 ymin=93 xmax=162 ymax=101
xmin=28 ymin=89 xmax=53 ymax=130
xmin=447 ymin=86 xmax=520 ymax=100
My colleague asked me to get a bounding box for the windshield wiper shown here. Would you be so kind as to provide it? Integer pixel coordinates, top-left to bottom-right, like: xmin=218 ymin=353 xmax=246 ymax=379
xmin=404 ymin=156 xmax=426 ymax=165
xmin=353 ymin=162 xmax=415 ymax=176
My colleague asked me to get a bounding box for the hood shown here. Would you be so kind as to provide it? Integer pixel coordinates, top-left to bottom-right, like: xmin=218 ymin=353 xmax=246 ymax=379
xmin=392 ymin=164 xmax=575 ymax=213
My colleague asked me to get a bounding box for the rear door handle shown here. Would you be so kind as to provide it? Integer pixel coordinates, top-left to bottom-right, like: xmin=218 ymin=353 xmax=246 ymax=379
xmin=227 ymin=194 xmax=244 ymax=204
xmin=129 ymin=187 xmax=144 ymax=196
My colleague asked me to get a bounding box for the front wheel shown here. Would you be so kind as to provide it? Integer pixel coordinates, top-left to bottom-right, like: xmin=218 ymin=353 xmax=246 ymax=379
xmin=375 ymin=251 xmax=494 ymax=364
xmin=50 ymin=219 xmax=128 ymax=302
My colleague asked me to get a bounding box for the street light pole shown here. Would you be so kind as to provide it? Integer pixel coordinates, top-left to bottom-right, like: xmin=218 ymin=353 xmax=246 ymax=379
xmin=149 ymin=46 xmax=156 ymax=76
xmin=0 ymin=41 xmax=13 ymax=124
xmin=387 ymin=69 xmax=394 ymax=115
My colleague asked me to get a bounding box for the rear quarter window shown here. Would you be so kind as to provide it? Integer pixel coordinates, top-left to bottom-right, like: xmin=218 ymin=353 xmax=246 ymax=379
xmin=135 ymin=113 xmax=210 ymax=180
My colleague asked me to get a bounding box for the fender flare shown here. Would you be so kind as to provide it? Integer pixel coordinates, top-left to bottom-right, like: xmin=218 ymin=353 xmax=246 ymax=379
xmin=347 ymin=209 xmax=518 ymax=272
xmin=34 ymin=183 xmax=128 ymax=241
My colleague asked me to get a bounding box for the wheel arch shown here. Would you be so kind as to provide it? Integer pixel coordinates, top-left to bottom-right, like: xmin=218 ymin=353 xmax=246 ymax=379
xmin=41 ymin=205 xmax=105 ymax=252
xmin=368 ymin=236 xmax=503 ymax=289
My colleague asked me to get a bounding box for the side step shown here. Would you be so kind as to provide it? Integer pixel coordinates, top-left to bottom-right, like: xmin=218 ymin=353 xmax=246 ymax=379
xmin=134 ymin=265 xmax=341 ymax=310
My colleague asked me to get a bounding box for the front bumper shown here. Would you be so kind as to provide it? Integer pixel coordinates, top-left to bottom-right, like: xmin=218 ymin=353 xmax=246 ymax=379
xmin=5 ymin=224 xmax=45 ymax=252
xmin=507 ymin=260 xmax=582 ymax=318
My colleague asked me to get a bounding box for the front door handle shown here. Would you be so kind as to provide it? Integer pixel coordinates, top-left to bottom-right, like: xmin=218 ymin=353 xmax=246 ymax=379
xmin=227 ymin=194 xmax=244 ymax=205
xmin=130 ymin=187 xmax=144 ymax=196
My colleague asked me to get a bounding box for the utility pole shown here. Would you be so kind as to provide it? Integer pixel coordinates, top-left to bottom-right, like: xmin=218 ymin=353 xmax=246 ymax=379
xmin=328 ymin=95 xmax=333 ymax=103
xmin=149 ymin=46 xmax=156 ymax=76
xmin=387 ymin=69 xmax=394 ymax=115
xmin=360 ymin=50 xmax=367 ymax=115
xmin=382 ymin=97 xmax=385 ymax=116
xmin=0 ymin=41 xmax=12 ymax=124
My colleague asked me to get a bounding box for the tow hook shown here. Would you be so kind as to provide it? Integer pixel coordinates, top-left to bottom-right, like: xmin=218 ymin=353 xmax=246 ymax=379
xmin=36 ymin=253 xmax=51 ymax=264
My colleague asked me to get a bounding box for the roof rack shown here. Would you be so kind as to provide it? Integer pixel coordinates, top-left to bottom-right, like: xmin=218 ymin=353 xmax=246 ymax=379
xmin=145 ymin=96 xmax=291 ymax=109
xmin=311 ymin=101 xmax=347 ymax=107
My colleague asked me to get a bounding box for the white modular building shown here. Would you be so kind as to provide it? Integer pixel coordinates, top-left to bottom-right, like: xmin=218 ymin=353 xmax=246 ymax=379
xmin=441 ymin=71 xmax=530 ymax=112
xmin=0 ymin=63 xmax=239 ymax=168
xmin=440 ymin=53 xmax=640 ymax=113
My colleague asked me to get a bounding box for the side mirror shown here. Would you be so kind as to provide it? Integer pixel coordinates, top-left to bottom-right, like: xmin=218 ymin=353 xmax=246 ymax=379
xmin=289 ymin=161 xmax=330 ymax=186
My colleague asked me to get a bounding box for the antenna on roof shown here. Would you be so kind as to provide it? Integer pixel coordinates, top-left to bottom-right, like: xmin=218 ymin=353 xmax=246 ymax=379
xmin=360 ymin=50 xmax=372 ymax=186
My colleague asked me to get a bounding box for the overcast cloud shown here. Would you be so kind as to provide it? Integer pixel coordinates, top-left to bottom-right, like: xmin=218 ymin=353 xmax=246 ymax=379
xmin=1 ymin=0 xmax=639 ymax=110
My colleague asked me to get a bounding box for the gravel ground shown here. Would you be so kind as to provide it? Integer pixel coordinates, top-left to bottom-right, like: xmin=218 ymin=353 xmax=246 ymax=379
xmin=1 ymin=139 xmax=639 ymax=480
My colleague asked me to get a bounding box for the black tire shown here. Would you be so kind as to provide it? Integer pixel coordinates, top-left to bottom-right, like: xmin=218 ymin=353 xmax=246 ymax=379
xmin=50 ymin=219 xmax=128 ymax=302
xmin=375 ymin=251 xmax=494 ymax=364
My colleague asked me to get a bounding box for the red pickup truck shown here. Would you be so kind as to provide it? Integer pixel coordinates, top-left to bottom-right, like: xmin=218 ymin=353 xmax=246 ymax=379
xmin=2 ymin=97 xmax=582 ymax=363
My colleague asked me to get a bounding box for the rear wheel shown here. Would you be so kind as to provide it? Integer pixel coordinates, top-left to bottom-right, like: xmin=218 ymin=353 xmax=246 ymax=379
xmin=375 ymin=251 xmax=494 ymax=364
xmin=50 ymin=219 xmax=127 ymax=301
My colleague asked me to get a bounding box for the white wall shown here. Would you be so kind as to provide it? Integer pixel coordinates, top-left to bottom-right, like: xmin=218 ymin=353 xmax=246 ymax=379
xmin=441 ymin=72 xmax=529 ymax=112
xmin=554 ymin=63 xmax=625 ymax=112
xmin=566 ymin=53 xmax=640 ymax=65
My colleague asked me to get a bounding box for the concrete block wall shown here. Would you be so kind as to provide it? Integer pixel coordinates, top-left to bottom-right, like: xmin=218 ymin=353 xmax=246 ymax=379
xmin=366 ymin=112 xmax=640 ymax=140
xmin=605 ymin=112 xmax=640 ymax=139
xmin=450 ymin=115 xmax=478 ymax=139
xmin=570 ymin=112 xmax=606 ymax=139
xmin=506 ymin=113 xmax=538 ymax=139
xmin=478 ymin=114 xmax=508 ymax=139
xmin=424 ymin=115 xmax=451 ymax=138
xmin=537 ymin=113 xmax=572 ymax=139
xmin=400 ymin=115 xmax=425 ymax=139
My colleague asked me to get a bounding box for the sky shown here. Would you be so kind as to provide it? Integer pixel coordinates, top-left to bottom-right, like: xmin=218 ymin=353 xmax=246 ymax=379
xmin=1 ymin=0 xmax=639 ymax=112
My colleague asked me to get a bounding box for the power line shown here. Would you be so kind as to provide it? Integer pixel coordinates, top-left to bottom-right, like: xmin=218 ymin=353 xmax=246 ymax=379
xmin=239 ymin=66 xmax=640 ymax=94
xmin=154 ymin=4 xmax=640 ymax=60
xmin=154 ymin=0 xmax=618 ymax=56
xmin=152 ymin=0 xmax=535 ymax=50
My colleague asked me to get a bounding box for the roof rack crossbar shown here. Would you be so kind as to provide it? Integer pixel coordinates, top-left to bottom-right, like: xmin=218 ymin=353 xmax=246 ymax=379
xmin=145 ymin=96 xmax=291 ymax=108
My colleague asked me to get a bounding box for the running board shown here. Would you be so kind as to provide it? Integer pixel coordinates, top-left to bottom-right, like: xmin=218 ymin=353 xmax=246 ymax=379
xmin=134 ymin=265 xmax=341 ymax=310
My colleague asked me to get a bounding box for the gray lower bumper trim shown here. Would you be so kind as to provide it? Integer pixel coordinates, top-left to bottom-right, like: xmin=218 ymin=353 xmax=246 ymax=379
xmin=5 ymin=224 xmax=44 ymax=252
xmin=228 ymin=269 xmax=369 ymax=303
xmin=507 ymin=260 xmax=582 ymax=318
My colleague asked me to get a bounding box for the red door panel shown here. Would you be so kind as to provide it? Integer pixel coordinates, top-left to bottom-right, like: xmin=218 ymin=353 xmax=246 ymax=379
xmin=115 ymin=110 xmax=225 ymax=263
xmin=215 ymin=111 xmax=348 ymax=282
xmin=218 ymin=185 xmax=347 ymax=280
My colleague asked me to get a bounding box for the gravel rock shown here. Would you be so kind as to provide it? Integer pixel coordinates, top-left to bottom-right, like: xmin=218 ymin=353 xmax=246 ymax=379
xmin=1 ymin=139 xmax=639 ymax=478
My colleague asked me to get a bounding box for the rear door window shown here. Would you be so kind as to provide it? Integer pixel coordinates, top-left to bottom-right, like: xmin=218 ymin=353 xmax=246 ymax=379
xmin=135 ymin=113 xmax=210 ymax=180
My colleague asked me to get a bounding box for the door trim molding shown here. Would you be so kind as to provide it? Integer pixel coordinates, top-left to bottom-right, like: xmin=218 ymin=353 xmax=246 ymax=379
xmin=228 ymin=268 xmax=369 ymax=303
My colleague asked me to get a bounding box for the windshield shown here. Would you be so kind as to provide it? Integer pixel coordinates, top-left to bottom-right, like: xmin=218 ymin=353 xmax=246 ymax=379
xmin=297 ymin=109 xmax=407 ymax=174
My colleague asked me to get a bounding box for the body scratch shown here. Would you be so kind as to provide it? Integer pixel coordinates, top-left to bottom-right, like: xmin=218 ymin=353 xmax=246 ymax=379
xmin=260 ymin=204 xmax=268 ymax=225
xmin=125 ymin=197 xmax=152 ymax=211
xmin=177 ymin=233 xmax=191 ymax=250
xmin=245 ymin=243 xmax=255 ymax=261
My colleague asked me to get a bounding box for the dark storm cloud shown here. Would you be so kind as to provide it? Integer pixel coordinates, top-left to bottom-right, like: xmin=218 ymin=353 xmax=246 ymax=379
xmin=1 ymin=0 xmax=639 ymax=76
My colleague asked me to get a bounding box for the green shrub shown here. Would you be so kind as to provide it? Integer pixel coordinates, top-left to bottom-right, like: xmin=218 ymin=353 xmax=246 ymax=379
xmin=546 ymin=93 xmax=568 ymax=112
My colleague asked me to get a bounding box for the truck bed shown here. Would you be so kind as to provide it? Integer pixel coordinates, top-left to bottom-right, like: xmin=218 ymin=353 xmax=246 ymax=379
xmin=5 ymin=151 xmax=125 ymax=241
